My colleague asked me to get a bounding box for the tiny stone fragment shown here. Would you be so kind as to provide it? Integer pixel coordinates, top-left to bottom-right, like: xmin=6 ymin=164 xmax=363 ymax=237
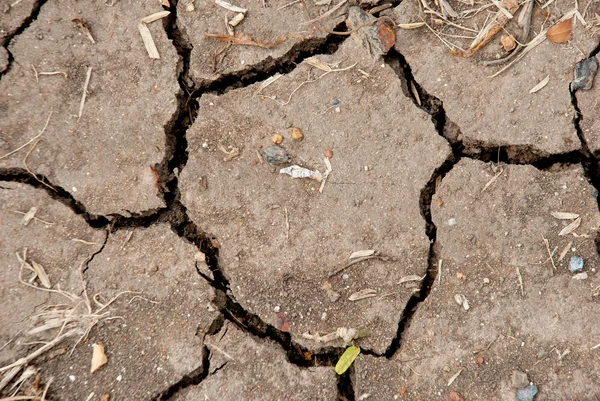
xmin=516 ymin=385 xmax=538 ymax=401
xmin=291 ymin=127 xmax=304 ymax=141
xmin=262 ymin=146 xmax=290 ymax=165
xmin=272 ymin=133 xmax=283 ymax=144
xmin=572 ymin=56 xmax=598 ymax=91
xmin=568 ymin=255 xmax=584 ymax=273
xmin=346 ymin=6 xmax=395 ymax=58
xmin=448 ymin=218 xmax=457 ymax=226
xmin=512 ymin=370 xmax=529 ymax=388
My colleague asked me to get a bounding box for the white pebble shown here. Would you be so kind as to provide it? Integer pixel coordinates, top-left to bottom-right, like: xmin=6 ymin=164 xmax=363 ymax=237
xmin=68 ymin=375 xmax=76 ymax=382
xmin=448 ymin=218 xmax=457 ymax=226
xmin=116 ymin=375 xmax=122 ymax=382
xmin=274 ymin=306 xmax=281 ymax=312
xmin=483 ymin=278 xmax=490 ymax=284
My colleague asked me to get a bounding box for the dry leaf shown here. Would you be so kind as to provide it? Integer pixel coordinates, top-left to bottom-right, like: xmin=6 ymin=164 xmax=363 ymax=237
xmin=204 ymin=32 xmax=288 ymax=49
xmin=31 ymin=260 xmax=51 ymax=288
xmin=559 ymin=217 xmax=581 ymax=236
xmin=500 ymin=35 xmax=517 ymax=51
xmin=530 ymin=75 xmax=550 ymax=93
xmin=551 ymin=211 xmax=579 ymax=220
xmin=349 ymin=250 xmax=375 ymax=259
xmin=399 ymin=274 xmax=423 ymax=284
xmin=335 ymin=345 xmax=360 ymax=375
xmin=546 ymin=19 xmax=572 ymax=43
xmin=348 ymin=288 xmax=377 ymax=301
xmin=397 ymin=22 xmax=425 ymax=29
xmin=91 ymin=342 xmax=108 ymax=373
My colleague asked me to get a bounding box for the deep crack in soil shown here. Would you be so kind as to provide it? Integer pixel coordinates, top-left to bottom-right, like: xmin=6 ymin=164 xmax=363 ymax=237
xmin=3 ymin=3 xmax=600 ymax=400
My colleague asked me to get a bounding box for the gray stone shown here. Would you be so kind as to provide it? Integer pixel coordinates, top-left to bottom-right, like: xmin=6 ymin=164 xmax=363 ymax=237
xmin=516 ymin=385 xmax=539 ymax=401
xmin=512 ymin=370 xmax=529 ymax=388
xmin=569 ymin=255 xmax=584 ymax=273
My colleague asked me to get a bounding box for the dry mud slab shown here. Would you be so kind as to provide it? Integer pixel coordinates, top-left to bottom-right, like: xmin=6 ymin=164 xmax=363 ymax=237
xmin=1 ymin=204 xmax=217 ymax=400
xmin=176 ymin=0 xmax=342 ymax=87
xmin=180 ymin=38 xmax=451 ymax=354
xmin=576 ymin=73 xmax=600 ymax=155
xmin=355 ymin=159 xmax=600 ymax=400
xmin=174 ymin=322 xmax=337 ymax=400
xmin=393 ymin=0 xmax=598 ymax=158
xmin=0 ymin=0 xmax=179 ymax=215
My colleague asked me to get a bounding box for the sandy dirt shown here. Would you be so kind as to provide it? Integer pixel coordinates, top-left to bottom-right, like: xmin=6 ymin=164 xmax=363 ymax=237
xmin=1 ymin=0 xmax=600 ymax=400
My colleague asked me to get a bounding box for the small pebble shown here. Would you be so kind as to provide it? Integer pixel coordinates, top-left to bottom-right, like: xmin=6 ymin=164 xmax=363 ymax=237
xmin=334 ymin=107 xmax=341 ymax=113
xmin=512 ymin=370 xmax=529 ymax=388
xmin=331 ymin=99 xmax=340 ymax=105
xmin=342 ymin=273 xmax=349 ymax=280
xmin=262 ymin=146 xmax=290 ymax=165
xmin=116 ymin=374 xmax=122 ymax=382
xmin=274 ymin=306 xmax=281 ymax=312
xmin=150 ymin=265 xmax=159 ymax=272
xmin=593 ymin=188 xmax=598 ymax=197
xmin=516 ymin=385 xmax=538 ymax=401
xmin=568 ymin=255 xmax=584 ymax=273
xmin=448 ymin=218 xmax=457 ymax=226
xmin=483 ymin=278 xmax=490 ymax=284
xmin=291 ymin=127 xmax=303 ymax=141
xmin=572 ymin=272 xmax=588 ymax=280
xmin=572 ymin=56 xmax=599 ymax=91
xmin=324 ymin=148 xmax=333 ymax=158
xmin=68 ymin=375 xmax=76 ymax=382
xmin=272 ymin=133 xmax=283 ymax=144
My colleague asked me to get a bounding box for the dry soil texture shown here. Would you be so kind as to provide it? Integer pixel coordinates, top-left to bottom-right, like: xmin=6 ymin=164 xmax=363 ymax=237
xmin=1 ymin=0 xmax=600 ymax=400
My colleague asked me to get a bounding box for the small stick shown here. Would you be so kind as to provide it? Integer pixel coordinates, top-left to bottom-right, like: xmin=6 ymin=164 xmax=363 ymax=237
xmin=516 ymin=266 xmax=524 ymax=296
xmin=328 ymin=255 xmax=388 ymax=278
xmin=277 ymin=0 xmax=300 ymax=10
xmin=591 ymin=342 xmax=600 ymax=350
xmin=437 ymin=259 xmax=443 ymax=285
xmin=31 ymin=64 xmax=39 ymax=82
xmin=12 ymin=210 xmax=54 ymax=225
xmin=72 ymin=238 xmax=101 ymax=245
xmin=301 ymin=0 xmax=347 ymax=25
xmin=24 ymin=139 xmax=56 ymax=191
xmin=78 ymin=66 xmax=93 ymax=122
xmin=283 ymin=207 xmax=290 ymax=240
xmin=38 ymin=71 xmax=68 ymax=79
xmin=557 ymin=241 xmax=572 ymax=263
xmin=472 ymin=334 xmax=499 ymax=354
xmin=72 ymin=18 xmax=96 ymax=44
xmin=447 ymin=368 xmax=463 ymax=386
xmin=541 ymin=233 xmax=557 ymax=271
xmin=482 ymin=168 xmax=503 ymax=192
xmin=0 ymin=112 xmax=52 ymax=161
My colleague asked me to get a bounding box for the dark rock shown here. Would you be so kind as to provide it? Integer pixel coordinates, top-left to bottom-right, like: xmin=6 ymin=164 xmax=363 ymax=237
xmin=572 ymin=56 xmax=598 ymax=91
xmin=262 ymin=146 xmax=290 ymax=165
xmin=516 ymin=385 xmax=538 ymax=401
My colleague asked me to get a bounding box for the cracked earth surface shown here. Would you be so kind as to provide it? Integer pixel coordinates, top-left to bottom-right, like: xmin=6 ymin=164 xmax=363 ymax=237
xmin=1 ymin=0 xmax=600 ymax=400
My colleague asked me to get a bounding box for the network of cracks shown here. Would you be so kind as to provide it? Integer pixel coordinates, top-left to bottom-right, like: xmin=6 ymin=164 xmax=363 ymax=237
xmin=2 ymin=1 xmax=600 ymax=400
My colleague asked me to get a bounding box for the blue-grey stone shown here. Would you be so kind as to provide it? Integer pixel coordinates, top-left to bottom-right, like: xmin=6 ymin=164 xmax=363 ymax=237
xmin=568 ymin=255 xmax=584 ymax=273
xmin=516 ymin=385 xmax=538 ymax=401
xmin=593 ymin=187 xmax=599 ymax=198
xmin=331 ymin=99 xmax=340 ymax=105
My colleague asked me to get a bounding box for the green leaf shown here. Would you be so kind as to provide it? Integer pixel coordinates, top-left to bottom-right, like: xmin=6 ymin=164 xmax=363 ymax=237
xmin=335 ymin=345 xmax=360 ymax=375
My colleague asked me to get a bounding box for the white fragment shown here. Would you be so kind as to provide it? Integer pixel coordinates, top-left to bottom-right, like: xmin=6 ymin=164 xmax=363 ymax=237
xmin=349 ymin=288 xmax=377 ymax=301
xmin=215 ymin=0 xmax=247 ymax=12
xmin=280 ymin=165 xmax=322 ymax=181
xmin=572 ymin=272 xmax=588 ymax=280
xmin=349 ymin=250 xmax=375 ymax=259
xmin=21 ymin=207 xmax=38 ymax=226
xmin=138 ymin=23 xmax=160 ymax=59
xmin=229 ymin=12 xmax=245 ymax=27
xmin=68 ymin=375 xmax=76 ymax=382
xmin=140 ymin=10 xmax=171 ymax=23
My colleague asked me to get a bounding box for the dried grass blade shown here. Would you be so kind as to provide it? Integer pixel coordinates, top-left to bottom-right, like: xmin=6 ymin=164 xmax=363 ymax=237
xmin=530 ymin=75 xmax=550 ymax=93
xmin=138 ymin=23 xmax=160 ymax=59
xmin=559 ymin=217 xmax=581 ymax=236
xmin=215 ymin=0 xmax=248 ymax=13
xmin=399 ymin=274 xmax=424 ymax=284
xmin=349 ymin=250 xmax=375 ymax=259
xmin=140 ymin=11 xmax=171 ymax=23
xmin=398 ymin=22 xmax=426 ymax=29
xmin=31 ymin=260 xmax=51 ymax=288
xmin=551 ymin=211 xmax=579 ymax=220
xmin=304 ymin=56 xmax=332 ymax=72
xmin=348 ymin=288 xmax=377 ymax=301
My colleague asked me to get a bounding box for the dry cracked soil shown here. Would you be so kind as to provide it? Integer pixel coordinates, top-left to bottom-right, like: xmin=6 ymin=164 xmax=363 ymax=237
xmin=1 ymin=0 xmax=600 ymax=400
